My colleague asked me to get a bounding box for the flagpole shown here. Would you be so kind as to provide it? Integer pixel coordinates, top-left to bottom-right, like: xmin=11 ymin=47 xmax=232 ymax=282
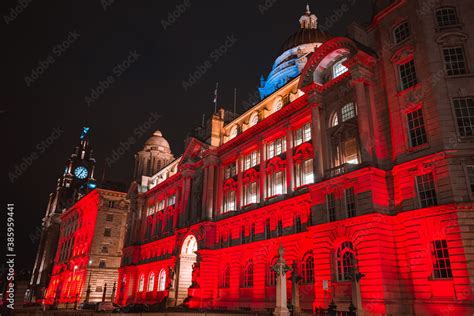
xmin=213 ymin=82 xmax=219 ymax=113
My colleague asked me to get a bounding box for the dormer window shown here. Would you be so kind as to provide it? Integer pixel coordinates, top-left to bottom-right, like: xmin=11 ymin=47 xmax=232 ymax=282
xmin=332 ymin=58 xmax=348 ymax=79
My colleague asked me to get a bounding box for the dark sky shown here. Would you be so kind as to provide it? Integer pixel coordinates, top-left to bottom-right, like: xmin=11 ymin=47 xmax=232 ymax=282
xmin=2 ymin=0 xmax=372 ymax=270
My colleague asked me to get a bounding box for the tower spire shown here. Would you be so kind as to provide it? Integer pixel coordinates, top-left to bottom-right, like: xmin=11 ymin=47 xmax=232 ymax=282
xmin=299 ymin=4 xmax=317 ymax=29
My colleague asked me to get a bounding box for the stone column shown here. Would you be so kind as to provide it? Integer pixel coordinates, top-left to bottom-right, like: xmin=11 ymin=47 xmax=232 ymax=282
xmin=286 ymin=126 xmax=294 ymax=194
xmin=215 ymin=165 xmax=224 ymax=217
xmin=309 ymin=90 xmax=326 ymax=181
xmin=291 ymin=260 xmax=301 ymax=314
xmin=259 ymin=140 xmax=266 ymax=200
xmin=237 ymin=156 xmax=243 ymax=209
xmin=272 ymin=244 xmax=291 ymax=316
xmin=203 ymin=155 xmax=218 ymax=220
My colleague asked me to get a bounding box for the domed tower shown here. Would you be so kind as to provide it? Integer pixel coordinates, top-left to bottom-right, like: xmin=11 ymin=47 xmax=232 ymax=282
xmin=259 ymin=5 xmax=332 ymax=99
xmin=134 ymin=130 xmax=174 ymax=181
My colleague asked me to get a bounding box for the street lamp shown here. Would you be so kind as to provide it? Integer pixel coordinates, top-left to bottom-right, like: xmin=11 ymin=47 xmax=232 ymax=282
xmin=84 ymin=260 xmax=93 ymax=303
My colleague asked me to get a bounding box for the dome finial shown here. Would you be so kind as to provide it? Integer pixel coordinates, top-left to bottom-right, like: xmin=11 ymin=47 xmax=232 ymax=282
xmin=299 ymin=3 xmax=318 ymax=29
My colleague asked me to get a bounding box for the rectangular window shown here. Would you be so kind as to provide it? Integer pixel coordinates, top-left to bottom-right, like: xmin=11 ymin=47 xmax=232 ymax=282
xmin=407 ymin=108 xmax=427 ymax=147
xmin=326 ymin=193 xmax=336 ymax=222
xmin=101 ymin=245 xmax=108 ymax=253
xmin=250 ymin=223 xmax=255 ymax=242
xmin=344 ymin=138 xmax=359 ymax=164
xmin=417 ymin=173 xmax=438 ymax=208
xmin=295 ymin=158 xmax=314 ymax=187
xmin=244 ymin=182 xmax=258 ymax=205
xmin=158 ymin=200 xmax=165 ymax=211
xmin=341 ymin=103 xmax=356 ymax=122
xmin=345 ymin=187 xmax=356 ymax=218
xmin=436 ymin=7 xmax=459 ymax=27
xmin=224 ymin=162 xmax=237 ymax=179
xmin=244 ymin=151 xmax=259 ymax=170
xmin=106 ymin=214 xmax=114 ymax=222
xmin=228 ymin=231 xmax=232 ymax=247
xmin=240 ymin=226 xmax=246 ymax=244
xmin=265 ymin=219 xmax=271 ymax=239
xmin=293 ymin=123 xmax=312 ymax=146
xmin=467 ymin=166 xmax=474 ymax=194
xmin=453 ymin=97 xmax=474 ymax=137
xmin=399 ymin=59 xmax=418 ymax=90
xmin=267 ymin=171 xmax=285 ymax=196
xmin=223 ymin=191 xmax=236 ymax=213
xmin=393 ymin=21 xmax=411 ymax=44
xmin=277 ymin=219 xmax=283 ymax=237
xmin=104 ymin=228 xmax=111 ymax=237
xmin=267 ymin=137 xmax=286 ymax=159
xmin=432 ymin=240 xmax=453 ymax=279
xmin=295 ymin=215 xmax=302 ymax=233
xmin=443 ymin=47 xmax=467 ymax=76
xmin=167 ymin=194 xmax=176 ymax=206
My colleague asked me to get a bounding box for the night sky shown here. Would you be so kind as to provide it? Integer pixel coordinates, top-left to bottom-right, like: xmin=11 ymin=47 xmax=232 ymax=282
xmin=2 ymin=0 xmax=372 ymax=270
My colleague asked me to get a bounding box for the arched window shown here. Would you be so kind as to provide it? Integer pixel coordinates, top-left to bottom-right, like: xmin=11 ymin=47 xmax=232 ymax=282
xmin=329 ymin=112 xmax=339 ymax=127
xmin=158 ymin=269 xmax=166 ymax=291
xmin=242 ymin=260 xmax=254 ymax=288
xmin=435 ymin=6 xmax=459 ymax=27
xmin=336 ymin=241 xmax=356 ymax=281
xmin=301 ymin=255 xmax=314 ymax=284
xmin=138 ymin=274 xmax=145 ymax=292
xmin=220 ymin=266 xmax=230 ymax=288
xmin=267 ymin=257 xmax=278 ymax=286
xmin=147 ymin=272 xmax=155 ymax=292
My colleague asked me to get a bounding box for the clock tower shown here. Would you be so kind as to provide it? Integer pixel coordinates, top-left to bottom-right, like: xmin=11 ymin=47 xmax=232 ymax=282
xmin=28 ymin=127 xmax=97 ymax=302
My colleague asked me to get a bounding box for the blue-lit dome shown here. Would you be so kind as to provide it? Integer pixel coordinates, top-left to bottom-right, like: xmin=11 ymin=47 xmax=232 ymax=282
xmin=259 ymin=5 xmax=331 ymax=100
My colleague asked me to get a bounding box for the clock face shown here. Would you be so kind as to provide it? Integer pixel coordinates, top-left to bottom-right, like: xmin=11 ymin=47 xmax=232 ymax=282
xmin=74 ymin=166 xmax=88 ymax=179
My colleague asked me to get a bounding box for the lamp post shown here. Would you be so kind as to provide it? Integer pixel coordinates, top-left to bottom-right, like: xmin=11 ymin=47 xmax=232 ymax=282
xmin=84 ymin=260 xmax=93 ymax=303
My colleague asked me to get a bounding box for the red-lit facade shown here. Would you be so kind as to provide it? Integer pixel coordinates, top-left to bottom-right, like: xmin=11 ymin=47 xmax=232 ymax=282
xmin=44 ymin=189 xmax=129 ymax=306
xmin=118 ymin=2 xmax=474 ymax=315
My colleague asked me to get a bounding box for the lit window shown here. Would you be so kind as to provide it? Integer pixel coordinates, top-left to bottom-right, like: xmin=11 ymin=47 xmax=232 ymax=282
xmin=399 ymin=59 xmax=418 ymax=90
xmin=341 ymin=103 xmax=356 ymax=122
xmin=326 ymin=193 xmax=336 ymax=222
xmin=407 ymin=108 xmax=427 ymax=147
xmin=436 ymin=7 xmax=459 ymax=27
xmin=344 ymin=138 xmax=359 ymax=164
xmin=295 ymin=158 xmax=314 ymax=187
xmin=467 ymin=166 xmax=474 ymax=193
xmin=158 ymin=269 xmax=166 ymax=291
xmin=223 ymin=190 xmax=236 ymax=213
xmin=224 ymin=162 xmax=237 ymax=179
xmin=302 ymin=255 xmax=315 ymax=284
xmin=138 ymin=274 xmax=145 ymax=292
xmin=249 ymin=113 xmax=259 ymax=127
xmin=158 ymin=200 xmax=165 ymax=211
xmin=416 ymin=173 xmax=438 ymax=208
xmin=443 ymin=47 xmax=467 ymax=76
xmin=337 ymin=241 xmax=356 ymax=281
xmin=242 ymin=261 xmax=254 ymax=288
xmin=294 ymin=123 xmax=312 ymax=146
xmin=393 ymin=21 xmax=411 ymax=44
xmin=267 ymin=171 xmax=285 ymax=196
xmin=244 ymin=151 xmax=259 ymax=170
xmin=147 ymin=272 xmax=155 ymax=292
xmin=332 ymin=58 xmax=348 ymax=78
xmin=432 ymin=240 xmax=452 ymax=279
xmin=167 ymin=194 xmax=176 ymax=206
xmin=243 ymin=181 xmax=258 ymax=205
xmin=345 ymin=187 xmax=356 ymax=218
xmin=219 ymin=266 xmax=230 ymax=288
xmin=267 ymin=137 xmax=286 ymax=159
xmin=453 ymin=97 xmax=474 ymax=137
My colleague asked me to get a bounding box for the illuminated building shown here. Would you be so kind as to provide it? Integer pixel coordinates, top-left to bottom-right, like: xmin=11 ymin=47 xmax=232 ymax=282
xmin=43 ymin=188 xmax=129 ymax=306
xmin=28 ymin=128 xmax=97 ymax=302
xmin=119 ymin=1 xmax=471 ymax=314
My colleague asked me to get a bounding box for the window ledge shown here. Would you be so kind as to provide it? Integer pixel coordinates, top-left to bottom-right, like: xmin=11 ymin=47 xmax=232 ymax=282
xmin=396 ymin=83 xmax=421 ymax=97
xmin=406 ymin=143 xmax=430 ymax=153
xmin=445 ymin=73 xmax=474 ymax=79
xmin=436 ymin=24 xmax=463 ymax=32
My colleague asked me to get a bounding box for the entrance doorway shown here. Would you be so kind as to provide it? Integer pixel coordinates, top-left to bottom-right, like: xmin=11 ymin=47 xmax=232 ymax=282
xmin=176 ymin=235 xmax=197 ymax=305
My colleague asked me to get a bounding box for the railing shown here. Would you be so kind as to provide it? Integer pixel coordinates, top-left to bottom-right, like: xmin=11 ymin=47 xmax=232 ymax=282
xmin=325 ymin=163 xmax=362 ymax=179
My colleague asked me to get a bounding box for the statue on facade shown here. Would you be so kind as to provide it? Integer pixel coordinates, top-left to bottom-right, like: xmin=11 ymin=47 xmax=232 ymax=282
xmin=272 ymin=244 xmax=291 ymax=316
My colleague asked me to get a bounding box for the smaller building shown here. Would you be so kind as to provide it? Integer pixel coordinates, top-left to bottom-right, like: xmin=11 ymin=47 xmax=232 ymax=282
xmin=43 ymin=188 xmax=129 ymax=306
